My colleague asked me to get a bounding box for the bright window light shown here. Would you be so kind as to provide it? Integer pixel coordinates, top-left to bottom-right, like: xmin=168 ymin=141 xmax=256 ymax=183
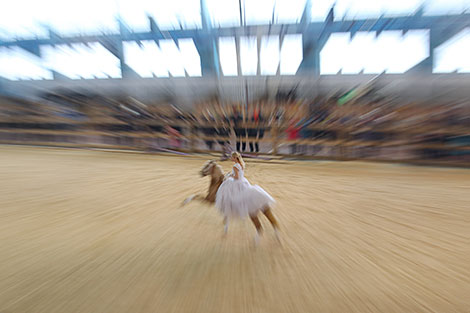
xmin=42 ymin=0 xmax=119 ymax=35
xmin=124 ymin=39 xmax=201 ymax=77
xmin=245 ymin=0 xmax=276 ymax=25
xmin=117 ymin=0 xmax=201 ymax=31
xmin=0 ymin=47 xmax=52 ymax=80
xmin=321 ymin=30 xmax=429 ymax=74
xmin=89 ymin=43 xmax=122 ymax=78
xmin=434 ymin=28 xmax=470 ymax=73
xmin=312 ymin=0 xmax=423 ymax=21
xmin=334 ymin=0 xmax=383 ymax=19
xmin=240 ymin=36 xmax=258 ymax=75
xmin=280 ymin=34 xmax=303 ymax=75
xmin=41 ymin=43 xmax=121 ymax=79
xmin=395 ymin=30 xmax=429 ymax=73
xmin=275 ymin=0 xmax=307 ymax=24
xmin=310 ymin=0 xmax=335 ymax=21
xmin=384 ymin=0 xmax=423 ymax=16
xmin=116 ymin=0 xmax=150 ymax=32
xmin=141 ymin=41 xmax=169 ymax=78
xmin=374 ymin=30 xmax=428 ymax=73
xmin=159 ymin=39 xmax=186 ymax=77
xmin=205 ymin=0 xmax=240 ymax=27
xmin=178 ymin=38 xmax=202 ymax=77
xmin=71 ymin=44 xmax=92 ymax=78
xmin=123 ymin=41 xmax=153 ymax=77
xmin=425 ymin=0 xmax=470 ymax=15
xmin=360 ymin=32 xmax=381 ymax=74
xmin=147 ymin=0 xmax=201 ymax=30
xmin=218 ymin=37 xmax=238 ymax=76
xmin=260 ymin=35 xmax=280 ymax=75
xmin=320 ymin=33 xmax=350 ymax=74
xmin=41 ymin=45 xmax=70 ymax=77
xmin=0 ymin=0 xmax=49 ymax=39
xmin=374 ymin=31 xmax=403 ymax=73
xmin=342 ymin=32 xmax=376 ymax=74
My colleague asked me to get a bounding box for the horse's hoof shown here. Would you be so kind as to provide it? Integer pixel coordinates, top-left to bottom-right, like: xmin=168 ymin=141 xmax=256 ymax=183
xmin=254 ymin=233 xmax=260 ymax=246
xmin=274 ymin=229 xmax=281 ymax=243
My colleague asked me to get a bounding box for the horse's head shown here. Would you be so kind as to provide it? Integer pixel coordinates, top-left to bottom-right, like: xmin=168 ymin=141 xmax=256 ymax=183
xmin=201 ymin=160 xmax=216 ymax=177
xmin=200 ymin=160 xmax=224 ymax=179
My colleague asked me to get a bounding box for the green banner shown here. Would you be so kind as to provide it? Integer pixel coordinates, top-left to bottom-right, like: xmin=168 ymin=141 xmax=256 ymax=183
xmin=337 ymin=89 xmax=357 ymax=106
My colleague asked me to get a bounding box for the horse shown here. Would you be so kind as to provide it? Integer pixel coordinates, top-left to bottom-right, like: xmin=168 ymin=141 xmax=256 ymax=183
xmin=183 ymin=160 xmax=280 ymax=244
xmin=182 ymin=160 xmax=225 ymax=205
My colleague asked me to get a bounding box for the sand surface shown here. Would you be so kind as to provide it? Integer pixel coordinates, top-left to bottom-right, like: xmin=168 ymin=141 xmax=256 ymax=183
xmin=0 ymin=146 xmax=469 ymax=313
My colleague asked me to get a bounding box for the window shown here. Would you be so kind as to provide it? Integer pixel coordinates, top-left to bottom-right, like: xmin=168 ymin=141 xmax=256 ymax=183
xmin=240 ymin=36 xmax=257 ymax=75
xmin=320 ymin=32 xmax=350 ymax=74
xmin=44 ymin=0 xmax=119 ymax=35
xmin=0 ymin=47 xmax=52 ymax=80
xmin=280 ymin=34 xmax=303 ymax=75
xmin=275 ymin=0 xmax=307 ymax=24
xmin=218 ymin=37 xmax=238 ymax=76
xmin=321 ymin=30 xmax=429 ymax=74
xmin=260 ymin=35 xmax=279 ymax=75
xmin=123 ymin=39 xmax=202 ymax=77
xmin=123 ymin=41 xmax=153 ymax=77
xmin=41 ymin=43 xmax=121 ymax=79
xmin=116 ymin=0 xmax=150 ymax=32
xmin=205 ymin=0 xmax=240 ymax=27
xmin=310 ymin=0 xmax=335 ymax=21
xmin=312 ymin=0 xmax=423 ymax=22
xmin=244 ymin=0 xmax=276 ymax=25
xmin=425 ymin=0 xmax=469 ymax=15
xmin=434 ymin=28 xmax=470 ymax=73
xmin=0 ymin=0 xmax=49 ymax=39
xmin=342 ymin=32 xmax=376 ymax=74
xmin=141 ymin=41 xmax=169 ymax=77
xmin=159 ymin=39 xmax=186 ymax=77
xmin=178 ymin=38 xmax=202 ymax=77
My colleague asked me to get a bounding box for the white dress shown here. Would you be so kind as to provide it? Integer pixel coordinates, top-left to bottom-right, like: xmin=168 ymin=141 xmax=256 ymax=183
xmin=215 ymin=163 xmax=275 ymax=219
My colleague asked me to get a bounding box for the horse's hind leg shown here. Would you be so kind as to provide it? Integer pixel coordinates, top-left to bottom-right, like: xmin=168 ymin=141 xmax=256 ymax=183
xmin=262 ymin=206 xmax=279 ymax=229
xmin=262 ymin=206 xmax=281 ymax=242
xmin=249 ymin=214 xmax=263 ymax=245
xmin=223 ymin=216 xmax=229 ymax=235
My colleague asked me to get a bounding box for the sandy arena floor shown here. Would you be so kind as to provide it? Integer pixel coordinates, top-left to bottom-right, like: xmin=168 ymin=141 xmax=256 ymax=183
xmin=0 ymin=145 xmax=469 ymax=313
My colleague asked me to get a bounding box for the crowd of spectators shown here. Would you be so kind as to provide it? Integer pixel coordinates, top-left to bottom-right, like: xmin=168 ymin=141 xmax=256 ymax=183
xmin=0 ymin=93 xmax=468 ymax=164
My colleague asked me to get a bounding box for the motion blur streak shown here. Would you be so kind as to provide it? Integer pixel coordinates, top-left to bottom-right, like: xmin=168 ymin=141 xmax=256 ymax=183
xmin=0 ymin=147 xmax=469 ymax=312
xmin=0 ymin=0 xmax=469 ymax=312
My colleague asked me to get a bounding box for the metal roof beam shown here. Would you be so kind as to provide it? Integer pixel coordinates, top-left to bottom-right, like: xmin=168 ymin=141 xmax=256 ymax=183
xmin=1 ymin=14 xmax=468 ymax=48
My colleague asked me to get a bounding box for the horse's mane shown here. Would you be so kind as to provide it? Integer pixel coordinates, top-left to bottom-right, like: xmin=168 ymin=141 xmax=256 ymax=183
xmin=205 ymin=161 xmax=225 ymax=203
xmin=212 ymin=163 xmax=224 ymax=180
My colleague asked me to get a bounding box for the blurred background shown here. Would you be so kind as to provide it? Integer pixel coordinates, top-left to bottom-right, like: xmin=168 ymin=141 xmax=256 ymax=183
xmin=1 ymin=2 xmax=470 ymax=312
xmin=0 ymin=0 xmax=469 ymax=165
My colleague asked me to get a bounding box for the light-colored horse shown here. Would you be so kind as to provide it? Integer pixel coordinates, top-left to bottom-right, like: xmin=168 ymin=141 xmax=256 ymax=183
xmin=183 ymin=160 xmax=225 ymax=204
xmin=183 ymin=160 xmax=280 ymax=244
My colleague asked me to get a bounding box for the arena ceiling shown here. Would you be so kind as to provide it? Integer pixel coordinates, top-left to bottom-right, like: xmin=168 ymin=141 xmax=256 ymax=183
xmin=0 ymin=0 xmax=469 ymax=104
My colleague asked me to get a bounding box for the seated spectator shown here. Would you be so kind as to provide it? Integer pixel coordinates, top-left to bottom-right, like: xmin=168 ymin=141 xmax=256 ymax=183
xmin=286 ymin=121 xmax=300 ymax=154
